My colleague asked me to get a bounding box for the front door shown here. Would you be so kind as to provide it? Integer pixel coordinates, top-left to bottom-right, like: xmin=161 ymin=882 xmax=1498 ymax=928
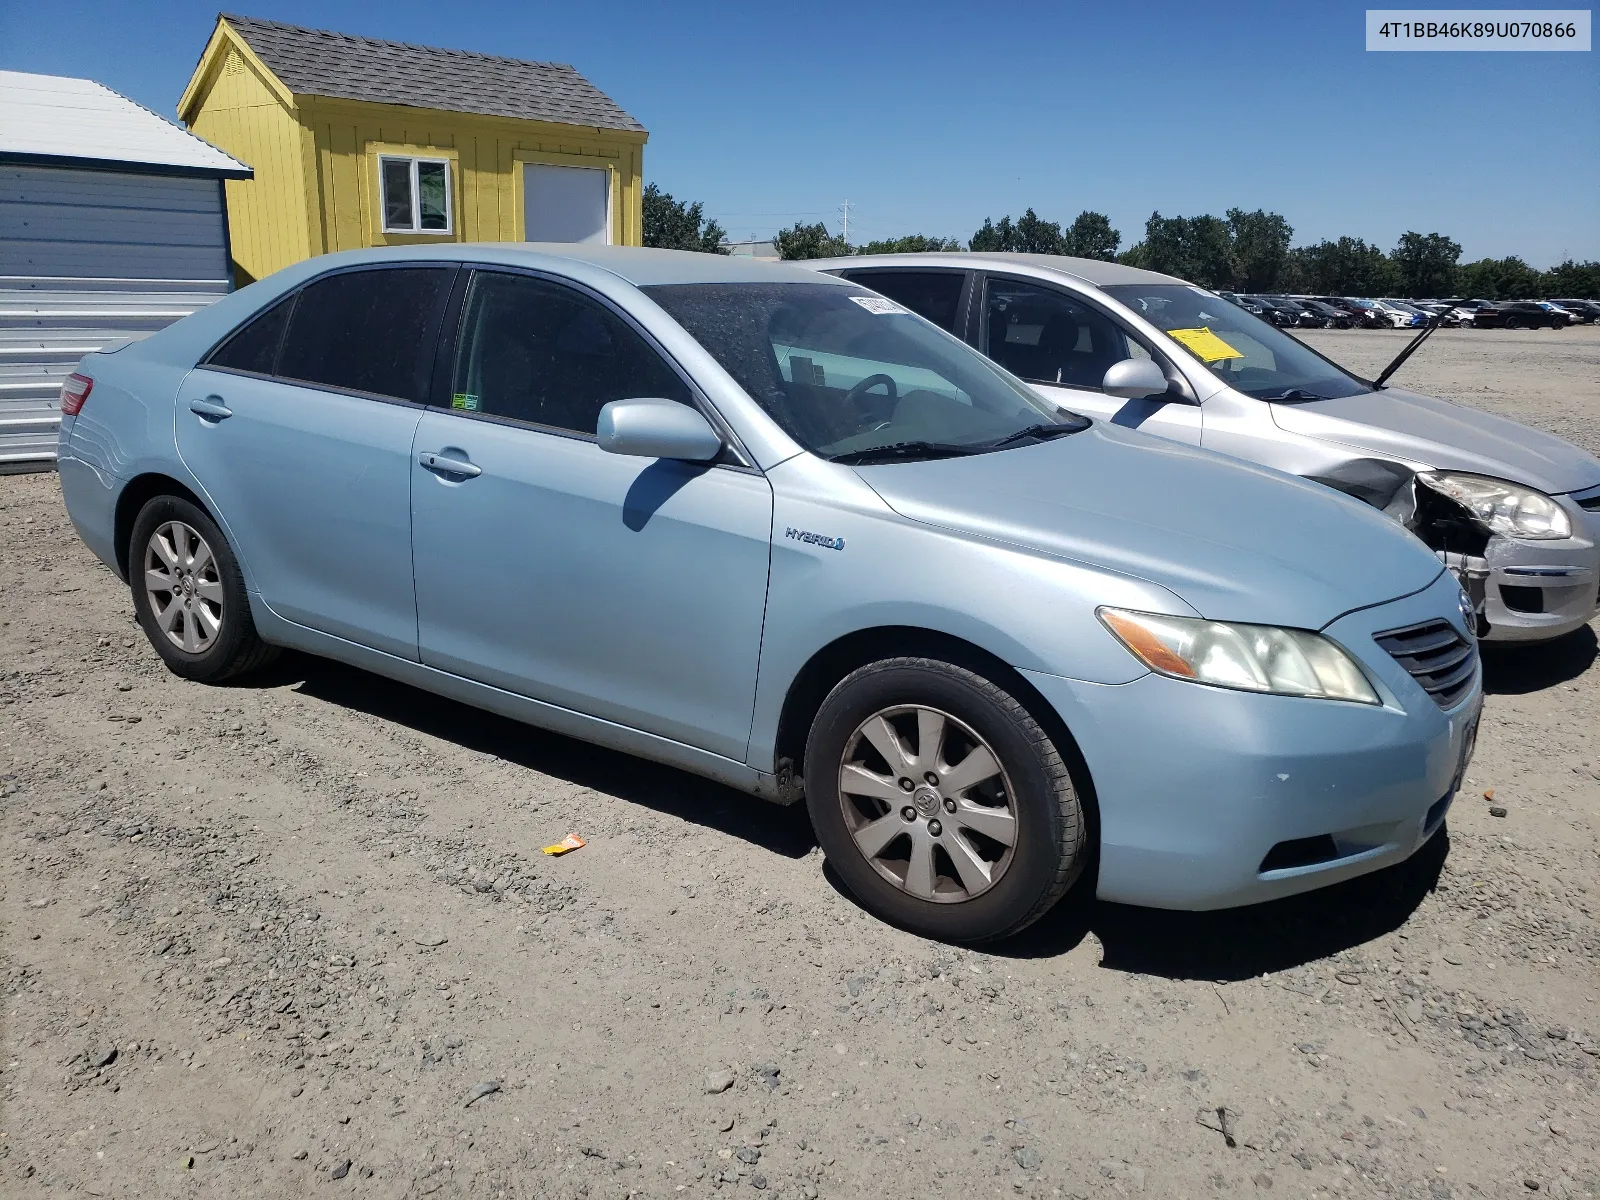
xmin=176 ymin=264 xmax=455 ymax=659
xmin=979 ymin=274 xmax=1203 ymax=445
xmin=410 ymin=269 xmax=773 ymax=761
xmin=523 ymin=164 xmax=610 ymax=243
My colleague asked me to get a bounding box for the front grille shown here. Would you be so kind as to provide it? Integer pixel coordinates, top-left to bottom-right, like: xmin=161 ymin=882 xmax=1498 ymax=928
xmin=1373 ymin=619 xmax=1478 ymax=710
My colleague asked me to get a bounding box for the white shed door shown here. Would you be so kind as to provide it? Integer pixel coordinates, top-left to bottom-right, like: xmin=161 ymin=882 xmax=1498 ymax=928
xmin=522 ymin=165 xmax=609 ymax=244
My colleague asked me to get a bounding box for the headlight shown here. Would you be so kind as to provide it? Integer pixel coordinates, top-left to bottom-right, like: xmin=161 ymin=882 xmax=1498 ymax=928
xmin=1098 ymin=608 xmax=1380 ymax=704
xmin=1417 ymin=472 xmax=1572 ymax=540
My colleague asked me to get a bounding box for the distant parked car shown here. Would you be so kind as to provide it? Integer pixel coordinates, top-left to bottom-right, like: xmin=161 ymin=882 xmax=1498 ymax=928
xmin=1294 ymin=299 xmax=1355 ymax=329
xmin=1379 ymin=300 xmax=1434 ymax=327
xmin=1472 ymin=301 xmax=1558 ymax=330
xmin=1533 ymin=301 xmax=1576 ymax=327
xmin=1260 ymin=296 xmax=1328 ymax=328
xmin=1448 ymin=299 xmax=1497 ymax=327
xmin=1234 ymin=295 xmax=1294 ymax=327
xmin=1549 ymin=298 xmax=1600 ymax=324
xmin=1306 ymin=297 xmax=1386 ymax=329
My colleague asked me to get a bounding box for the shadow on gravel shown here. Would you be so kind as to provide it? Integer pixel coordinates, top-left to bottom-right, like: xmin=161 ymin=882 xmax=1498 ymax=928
xmin=255 ymin=653 xmax=818 ymax=860
xmin=1480 ymin=624 xmax=1596 ymax=694
xmin=994 ymin=829 xmax=1450 ymax=981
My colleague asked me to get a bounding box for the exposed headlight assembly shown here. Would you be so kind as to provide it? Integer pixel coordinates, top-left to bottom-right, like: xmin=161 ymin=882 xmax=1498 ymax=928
xmin=1417 ymin=472 xmax=1572 ymax=540
xmin=1099 ymin=608 xmax=1380 ymax=704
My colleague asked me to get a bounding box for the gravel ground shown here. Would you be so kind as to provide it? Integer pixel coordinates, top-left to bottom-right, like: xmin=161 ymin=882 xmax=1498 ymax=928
xmin=2 ymin=328 xmax=1597 ymax=1199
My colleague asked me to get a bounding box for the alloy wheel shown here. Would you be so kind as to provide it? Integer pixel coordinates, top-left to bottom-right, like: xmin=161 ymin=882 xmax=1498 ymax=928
xmin=143 ymin=520 xmax=224 ymax=653
xmin=837 ymin=705 xmax=1018 ymax=903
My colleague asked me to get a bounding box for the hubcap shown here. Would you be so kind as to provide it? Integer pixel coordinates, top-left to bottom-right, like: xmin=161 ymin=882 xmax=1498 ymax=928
xmin=143 ymin=521 xmax=223 ymax=654
xmin=837 ymin=705 xmax=1017 ymax=904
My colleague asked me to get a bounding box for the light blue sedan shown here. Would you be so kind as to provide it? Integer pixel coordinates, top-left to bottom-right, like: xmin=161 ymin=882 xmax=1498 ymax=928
xmin=57 ymin=245 xmax=1482 ymax=942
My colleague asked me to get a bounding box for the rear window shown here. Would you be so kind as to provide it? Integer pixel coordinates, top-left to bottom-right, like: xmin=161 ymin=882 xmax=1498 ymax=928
xmin=276 ymin=266 xmax=455 ymax=402
xmin=206 ymin=296 xmax=293 ymax=375
xmin=839 ymin=271 xmax=965 ymax=333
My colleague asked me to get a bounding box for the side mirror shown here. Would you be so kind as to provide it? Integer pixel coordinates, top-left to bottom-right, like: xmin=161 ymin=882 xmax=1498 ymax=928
xmin=597 ymin=397 xmax=723 ymax=462
xmin=1102 ymin=358 xmax=1170 ymax=400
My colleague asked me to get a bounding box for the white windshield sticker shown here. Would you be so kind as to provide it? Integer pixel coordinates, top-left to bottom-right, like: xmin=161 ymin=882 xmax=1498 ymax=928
xmin=849 ymin=295 xmax=909 ymax=315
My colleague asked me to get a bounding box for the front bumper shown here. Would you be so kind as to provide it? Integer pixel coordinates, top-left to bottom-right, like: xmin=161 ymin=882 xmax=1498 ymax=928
xmin=1480 ymin=491 xmax=1600 ymax=642
xmin=1023 ymin=571 xmax=1482 ymax=910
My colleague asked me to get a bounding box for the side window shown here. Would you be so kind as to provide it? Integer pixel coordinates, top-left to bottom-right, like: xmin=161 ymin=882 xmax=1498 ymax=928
xmin=840 ymin=271 xmax=965 ymax=333
xmin=982 ymin=277 xmax=1139 ymax=389
xmin=449 ymin=271 xmax=690 ymax=435
xmin=277 ymin=267 xmax=454 ymax=402
xmin=206 ymin=296 xmax=293 ymax=374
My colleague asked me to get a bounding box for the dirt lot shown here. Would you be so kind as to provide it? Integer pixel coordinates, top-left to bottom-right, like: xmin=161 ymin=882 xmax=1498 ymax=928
xmin=3 ymin=328 xmax=1598 ymax=1199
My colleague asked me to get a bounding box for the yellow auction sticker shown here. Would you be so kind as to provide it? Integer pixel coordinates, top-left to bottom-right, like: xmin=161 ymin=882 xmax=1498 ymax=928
xmin=1165 ymin=327 xmax=1245 ymax=363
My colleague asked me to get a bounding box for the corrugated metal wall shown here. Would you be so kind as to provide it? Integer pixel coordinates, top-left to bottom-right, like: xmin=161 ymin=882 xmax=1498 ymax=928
xmin=0 ymin=165 xmax=231 ymax=467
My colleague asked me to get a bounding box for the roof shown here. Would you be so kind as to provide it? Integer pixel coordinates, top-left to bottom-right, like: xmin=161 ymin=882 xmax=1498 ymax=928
xmin=805 ymin=251 xmax=1182 ymax=288
xmin=0 ymin=70 xmax=251 ymax=178
xmin=217 ymin=14 xmax=646 ymax=133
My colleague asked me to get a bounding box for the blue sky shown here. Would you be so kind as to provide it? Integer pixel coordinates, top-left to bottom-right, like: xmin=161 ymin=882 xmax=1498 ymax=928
xmin=6 ymin=1 xmax=1597 ymax=264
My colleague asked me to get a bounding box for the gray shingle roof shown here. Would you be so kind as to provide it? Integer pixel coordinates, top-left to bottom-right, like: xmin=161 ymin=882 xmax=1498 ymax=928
xmin=220 ymin=14 xmax=645 ymax=134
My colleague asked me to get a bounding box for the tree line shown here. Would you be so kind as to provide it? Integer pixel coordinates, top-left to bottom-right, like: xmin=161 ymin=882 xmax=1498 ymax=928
xmin=643 ymin=185 xmax=1599 ymax=299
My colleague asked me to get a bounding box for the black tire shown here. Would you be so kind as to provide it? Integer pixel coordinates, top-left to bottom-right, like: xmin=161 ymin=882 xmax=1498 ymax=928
xmin=129 ymin=494 xmax=277 ymax=682
xmin=1504 ymin=317 xmax=1522 ymax=330
xmin=803 ymin=657 xmax=1087 ymax=943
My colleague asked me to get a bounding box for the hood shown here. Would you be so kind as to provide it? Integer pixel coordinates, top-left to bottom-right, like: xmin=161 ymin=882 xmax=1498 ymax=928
xmin=1271 ymin=387 xmax=1600 ymax=495
xmin=855 ymin=422 xmax=1444 ymax=630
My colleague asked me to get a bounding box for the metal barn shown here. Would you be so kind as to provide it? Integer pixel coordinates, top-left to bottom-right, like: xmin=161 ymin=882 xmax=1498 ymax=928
xmin=0 ymin=70 xmax=251 ymax=468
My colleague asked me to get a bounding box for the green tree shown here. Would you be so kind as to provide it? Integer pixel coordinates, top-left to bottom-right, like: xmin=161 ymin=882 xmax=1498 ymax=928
xmin=1061 ymin=211 xmax=1120 ymax=261
xmin=1456 ymin=256 xmax=1544 ymax=300
xmin=1283 ymin=237 xmax=1395 ymax=295
xmin=1138 ymin=212 xmax=1233 ymax=289
xmin=968 ymin=209 xmax=1064 ymax=253
xmin=775 ymin=221 xmax=849 ymax=260
xmin=641 ymin=183 xmax=728 ymax=254
xmin=855 ymin=234 xmax=963 ymax=254
xmin=1544 ymin=259 xmax=1600 ymax=297
xmin=1390 ymin=231 xmax=1462 ymax=297
xmin=1226 ymin=208 xmax=1294 ymax=292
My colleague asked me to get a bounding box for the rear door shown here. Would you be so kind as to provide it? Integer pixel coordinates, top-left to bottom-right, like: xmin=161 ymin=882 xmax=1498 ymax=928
xmin=176 ymin=264 xmax=456 ymax=658
xmin=977 ymin=274 xmax=1203 ymax=445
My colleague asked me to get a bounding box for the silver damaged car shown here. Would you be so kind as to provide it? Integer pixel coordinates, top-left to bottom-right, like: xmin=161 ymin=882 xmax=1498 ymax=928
xmin=810 ymin=253 xmax=1600 ymax=643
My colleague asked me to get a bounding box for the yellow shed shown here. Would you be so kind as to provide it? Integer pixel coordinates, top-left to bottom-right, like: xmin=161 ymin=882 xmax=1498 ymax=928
xmin=178 ymin=14 xmax=648 ymax=285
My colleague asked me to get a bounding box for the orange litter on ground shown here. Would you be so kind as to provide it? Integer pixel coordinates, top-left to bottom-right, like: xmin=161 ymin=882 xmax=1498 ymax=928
xmin=541 ymin=834 xmax=586 ymax=856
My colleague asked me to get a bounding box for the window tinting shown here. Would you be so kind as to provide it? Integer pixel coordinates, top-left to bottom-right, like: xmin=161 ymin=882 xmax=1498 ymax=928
xmin=983 ymin=278 xmax=1139 ymax=389
xmin=450 ymin=271 xmax=690 ymax=434
xmin=277 ymin=267 xmax=454 ymax=402
xmin=842 ymin=271 xmax=965 ymax=333
xmin=206 ymin=296 xmax=293 ymax=374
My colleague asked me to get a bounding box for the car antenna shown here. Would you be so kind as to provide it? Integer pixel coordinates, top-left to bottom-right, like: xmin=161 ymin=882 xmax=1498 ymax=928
xmin=1371 ymin=301 xmax=1451 ymax=390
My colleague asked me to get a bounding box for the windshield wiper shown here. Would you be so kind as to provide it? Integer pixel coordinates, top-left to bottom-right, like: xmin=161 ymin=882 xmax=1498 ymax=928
xmin=828 ymin=440 xmax=985 ymax=465
xmin=1264 ymin=388 xmax=1327 ymax=403
xmin=981 ymin=420 xmax=1091 ymax=450
xmin=1372 ymin=301 xmax=1452 ymax=389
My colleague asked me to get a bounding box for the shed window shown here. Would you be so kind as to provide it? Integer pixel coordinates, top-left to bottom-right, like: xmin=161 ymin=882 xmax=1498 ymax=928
xmin=379 ymin=156 xmax=452 ymax=233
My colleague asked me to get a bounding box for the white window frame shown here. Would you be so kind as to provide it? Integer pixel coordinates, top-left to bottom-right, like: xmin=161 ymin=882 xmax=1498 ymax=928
xmin=378 ymin=155 xmax=453 ymax=235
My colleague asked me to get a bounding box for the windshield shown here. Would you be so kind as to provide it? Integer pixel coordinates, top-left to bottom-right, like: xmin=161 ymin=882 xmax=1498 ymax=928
xmin=644 ymin=282 xmax=1077 ymax=460
xmin=1101 ymin=283 xmax=1369 ymax=401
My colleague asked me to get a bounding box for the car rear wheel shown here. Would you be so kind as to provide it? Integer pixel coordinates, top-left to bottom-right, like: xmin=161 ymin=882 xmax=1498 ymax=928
xmin=804 ymin=657 xmax=1087 ymax=943
xmin=129 ymin=495 xmax=277 ymax=683
xmin=1505 ymin=317 xmax=1522 ymax=330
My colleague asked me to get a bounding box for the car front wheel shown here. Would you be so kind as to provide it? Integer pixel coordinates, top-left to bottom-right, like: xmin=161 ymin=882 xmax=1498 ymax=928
xmin=129 ymin=494 xmax=277 ymax=682
xmin=804 ymin=657 xmax=1087 ymax=942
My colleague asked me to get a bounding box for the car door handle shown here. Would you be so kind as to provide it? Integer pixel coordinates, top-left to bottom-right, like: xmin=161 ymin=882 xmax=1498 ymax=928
xmin=189 ymin=397 xmax=233 ymax=421
xmin=418 ymin=450 xmax=482 ymax=478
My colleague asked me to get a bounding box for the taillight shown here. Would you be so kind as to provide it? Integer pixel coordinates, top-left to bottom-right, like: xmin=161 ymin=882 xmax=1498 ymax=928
xmin=61 ymin=373 xmax=94 ymax=416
